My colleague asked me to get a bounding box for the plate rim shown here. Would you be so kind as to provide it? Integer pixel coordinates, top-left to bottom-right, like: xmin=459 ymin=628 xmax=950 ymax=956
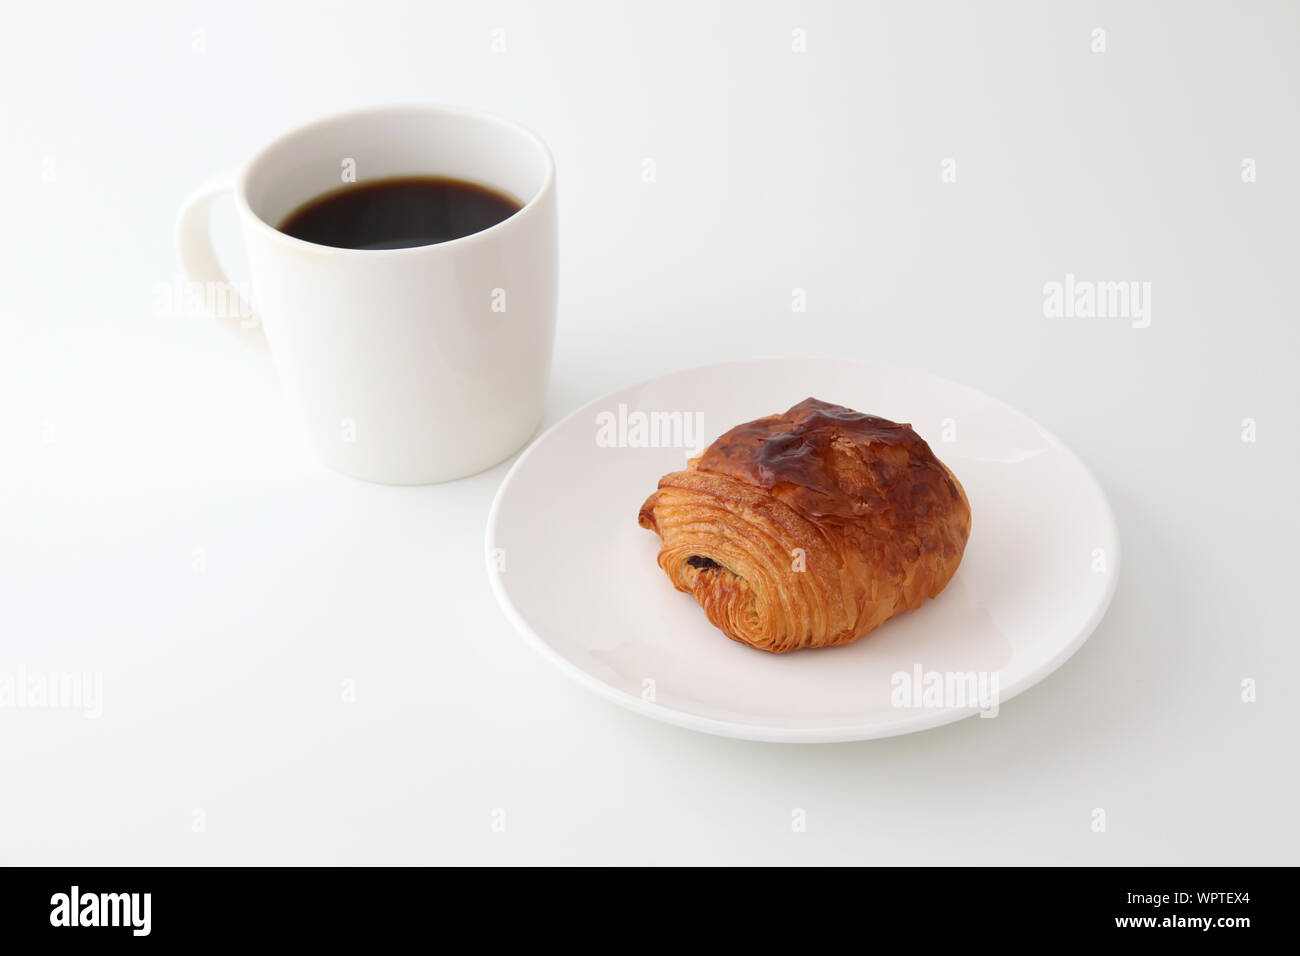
xmin=485 ymin=356 xmax=1121 ymax=743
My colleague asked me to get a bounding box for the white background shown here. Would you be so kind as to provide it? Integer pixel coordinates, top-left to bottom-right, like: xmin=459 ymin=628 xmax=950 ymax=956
xmin=2 ymin=0 xmax=1296 ymax=865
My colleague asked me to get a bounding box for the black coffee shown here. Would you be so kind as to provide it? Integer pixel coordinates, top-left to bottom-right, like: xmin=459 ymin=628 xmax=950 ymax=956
xmin=278 ymin=176 xmax=523 ymax=250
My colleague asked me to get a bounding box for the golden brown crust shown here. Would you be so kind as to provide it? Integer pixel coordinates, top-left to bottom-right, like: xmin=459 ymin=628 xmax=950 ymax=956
xmin=638 ymin=398 xmax=971 ymax=653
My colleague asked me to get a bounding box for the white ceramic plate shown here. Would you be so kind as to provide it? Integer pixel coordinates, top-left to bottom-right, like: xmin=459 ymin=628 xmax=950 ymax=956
xmin=486 ymin=358 xmax=1119 ymax=743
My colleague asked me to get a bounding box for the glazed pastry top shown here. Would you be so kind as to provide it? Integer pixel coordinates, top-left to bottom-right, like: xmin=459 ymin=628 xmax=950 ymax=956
xmin=693 ymin=397 xmax=963 ymax=522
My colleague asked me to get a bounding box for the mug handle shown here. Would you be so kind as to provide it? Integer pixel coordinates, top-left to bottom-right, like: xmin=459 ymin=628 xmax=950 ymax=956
xmin=176 ymin=174 xmax=268 ymax=352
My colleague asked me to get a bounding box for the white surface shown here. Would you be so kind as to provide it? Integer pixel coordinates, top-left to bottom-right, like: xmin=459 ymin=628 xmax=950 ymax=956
xmin=0 ymin=0 xmax=1296 ymax=864
xmin=489 ymin=358 xmax=1120 ymax=741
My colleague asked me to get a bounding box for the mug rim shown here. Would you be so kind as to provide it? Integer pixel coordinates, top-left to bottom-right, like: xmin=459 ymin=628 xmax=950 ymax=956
xmin=233 ymin=101 xmax=556 ymax=257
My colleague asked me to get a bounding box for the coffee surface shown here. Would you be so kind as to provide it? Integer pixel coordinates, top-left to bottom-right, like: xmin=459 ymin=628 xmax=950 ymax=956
xmin=278 ymin=176 xmax=523 ymax=250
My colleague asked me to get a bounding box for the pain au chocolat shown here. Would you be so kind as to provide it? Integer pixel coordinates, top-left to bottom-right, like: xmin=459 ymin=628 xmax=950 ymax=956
xmin=637 ymin=398 xmax=972 ymax=653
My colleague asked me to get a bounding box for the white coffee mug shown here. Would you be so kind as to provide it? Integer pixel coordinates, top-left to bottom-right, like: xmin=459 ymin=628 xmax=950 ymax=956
xmin=177 ymin=103 xmax=557 ymax=484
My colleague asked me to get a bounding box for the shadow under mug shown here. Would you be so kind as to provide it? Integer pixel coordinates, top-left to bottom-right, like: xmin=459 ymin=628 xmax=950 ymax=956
xmin=177 ymin=103 xmax=558 ymax=485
